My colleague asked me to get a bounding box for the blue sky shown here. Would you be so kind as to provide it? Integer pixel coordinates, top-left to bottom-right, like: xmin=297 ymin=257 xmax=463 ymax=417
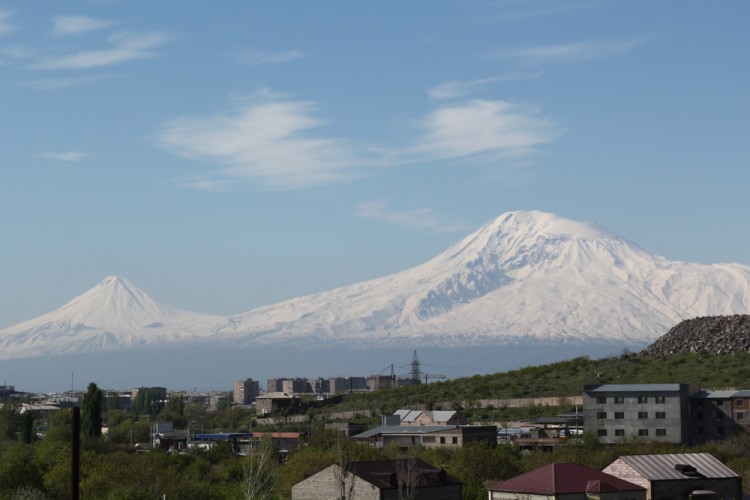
xmin=1 ymin=0 xmax=748 ymax=328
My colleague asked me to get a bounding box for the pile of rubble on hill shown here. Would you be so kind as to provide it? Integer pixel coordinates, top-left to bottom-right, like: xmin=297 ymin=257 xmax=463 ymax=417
xmin=640 ymin=314 xmax=750 ymax=356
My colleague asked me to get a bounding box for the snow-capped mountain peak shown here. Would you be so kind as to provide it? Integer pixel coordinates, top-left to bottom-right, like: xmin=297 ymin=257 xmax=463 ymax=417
xmin=2 ymin=211 xmax=750 ymax=361
xmin=52 ymin=275 xmax=176 ymax=328
xmin=0 ymin=275 xmax=225 ymax=357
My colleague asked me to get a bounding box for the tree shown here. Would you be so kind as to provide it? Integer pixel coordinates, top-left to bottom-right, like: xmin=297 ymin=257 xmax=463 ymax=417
xmin=0 ymin=398 xmax=22 ymax=441
xmin=82 ymin=382 xmax=104 ymax=438
xmin=242 ymin=437 xmax=277 ymax=500
xmin=395 ymin=448 xmax=419 ymax=500
xmin=334 ymin=436 xmax=357 ymax=500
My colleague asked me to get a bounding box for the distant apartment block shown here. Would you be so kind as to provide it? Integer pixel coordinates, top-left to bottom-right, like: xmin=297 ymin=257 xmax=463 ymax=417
xmin=308 ymin=377 xmax=330 ymax=394
xmin=329 ymin=376 xmax=369 ymax=394
xmin=282 ymin=378 xmax=311 ymax=394
xmin=0 ymin=385 xmax=17 ymax=403
xmin=267 ymin=378 xmax=284 ymax=393
xmin=583 ymin=384 xmax=698 ymax=444
xmin=367 ymin=374 xmax=396 ymax=391
xmin=233 ymin=378 xmax=260 ymax=405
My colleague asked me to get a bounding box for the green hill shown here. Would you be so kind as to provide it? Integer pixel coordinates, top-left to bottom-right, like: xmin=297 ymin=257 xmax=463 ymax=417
xmin=330 ymin=352 xmax=750 ymax=414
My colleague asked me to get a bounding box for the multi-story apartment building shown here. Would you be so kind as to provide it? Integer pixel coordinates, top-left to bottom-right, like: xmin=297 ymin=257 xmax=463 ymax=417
xmin=329 ymin=376 xmax=368 ymax=394
xmin=233 ymin=378 xmax=260 ymax=405
xmin=267 ymin=378 xmax=284 ymax=393
xmin=366 ymin=374 xmax=396 ymax=391
xmin=308 ymin=377 xmax=330 ymax=394
xmin=583 ymin=384 xmax=699 ymax=444
xmin=281 ymin=378 xmax=310 ymax=394
xmin=690 ymin=389 xmax=750 ymax=442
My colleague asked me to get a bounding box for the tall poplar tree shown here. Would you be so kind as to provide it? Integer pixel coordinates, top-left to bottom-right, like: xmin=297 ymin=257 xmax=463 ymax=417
xmin=81 ymin=382 xmax=104 ymax=438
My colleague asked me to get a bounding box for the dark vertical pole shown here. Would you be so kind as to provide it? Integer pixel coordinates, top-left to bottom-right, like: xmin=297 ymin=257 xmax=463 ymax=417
xmin=71 ymin=407 xmax=80 ymax=500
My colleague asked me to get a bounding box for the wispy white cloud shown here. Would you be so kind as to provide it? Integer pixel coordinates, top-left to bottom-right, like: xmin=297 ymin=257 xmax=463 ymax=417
xmin=355 ymin=201 xmax=467 ymax=233
xmin=403 ymin=99 xmax=562 ymax=162
xmin=0 ymin=10 xmax=15 ymax=36
xmin=35 ymin=151 xmax=90 ymax=162
xmin=498 ymin=38 xmax=645 ymax=62
xmin=235 ymin=49 xmax=302 ymax=65
xmin=20 ymin=74 xmax=113 ymax=91
xmin=155 ymin=92 xmax=370 ymax=190
xmin=171 ymin=175 xmax=237 ymax=192
xmin=429 ymin=73 xmax=543 ymax=100
xmin=32 ymin=31 xmax=169 ymax=69
xmin=52 ymin=15 xmax=114 ymax=35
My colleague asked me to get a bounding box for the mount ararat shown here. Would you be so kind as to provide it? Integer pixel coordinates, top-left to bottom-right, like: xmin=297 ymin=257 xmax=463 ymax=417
xmin=2 ymin=211 xmax=750 ymax=390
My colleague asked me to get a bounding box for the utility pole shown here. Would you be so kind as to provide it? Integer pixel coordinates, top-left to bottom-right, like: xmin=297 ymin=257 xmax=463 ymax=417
xmin=71 ymin=407 xmax=80 ymax=500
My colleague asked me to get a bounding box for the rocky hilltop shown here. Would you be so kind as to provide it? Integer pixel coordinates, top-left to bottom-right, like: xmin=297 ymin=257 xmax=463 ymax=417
xmin=640 ymin=315 xmax=750 ymax=356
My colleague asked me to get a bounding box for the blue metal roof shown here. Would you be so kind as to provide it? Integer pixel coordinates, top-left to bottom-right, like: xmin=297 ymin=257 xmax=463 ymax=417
xmin=194 ymin=433 xmax=251 ymax=440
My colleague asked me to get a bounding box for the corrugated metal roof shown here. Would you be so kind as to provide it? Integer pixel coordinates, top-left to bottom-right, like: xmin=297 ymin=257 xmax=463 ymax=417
xmin=617 ymin=453 xmax=738 ymax=480
xmin=702 ymin=391 xmax=738 ymax=399
xmin=585 ymin=384 xmax=682 ymax=393
xmin=429 ymin=410 xmax=457 ymax=422
xmin=394 ymin=409 xmax=417 ymax=420
xmin=352 ymin=425 xmax=456 ymax=439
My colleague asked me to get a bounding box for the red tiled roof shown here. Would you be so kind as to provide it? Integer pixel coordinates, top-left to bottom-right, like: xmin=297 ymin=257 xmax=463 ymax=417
xmin=488 ymin=463 xmax=645 ymax=495
xmin=252 ymin=432 xmax=300 ymax=439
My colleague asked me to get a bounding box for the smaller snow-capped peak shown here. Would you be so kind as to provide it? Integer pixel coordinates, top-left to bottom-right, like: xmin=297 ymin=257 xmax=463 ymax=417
xmin=0 ymin=276 xmax=227 ymax=358
xmin=52 ymin=275 xmax=175 ymax=328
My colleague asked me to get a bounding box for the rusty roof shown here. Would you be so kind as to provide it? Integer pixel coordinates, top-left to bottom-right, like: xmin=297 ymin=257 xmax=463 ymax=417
xmin=488 ymin=463 xmax=644 ymax=495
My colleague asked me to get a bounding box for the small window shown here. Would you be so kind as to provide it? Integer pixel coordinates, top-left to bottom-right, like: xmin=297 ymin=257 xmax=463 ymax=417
xmin=638 ymin=396 xmax=648 ymax=403
xmin=736 ymin=399 xmax=744 ymax=406
xmin=597 ymin=429 xmax=608 ymax=437
xmin=614 ymin=396 xmax=625 ymax=404
xmin=717 ymin=400 xmax=724 ymax=407
xmin=615 ymin=412 xmax=624 ymax=419
xmin=638 ymin=411 xmax=648 ymax=419
xmin=638 ymin=429 xmax=649 ymax=437
xmin=655 ymin=396 xmax=666 ymax=404
xmin=597 ymin=412 xmax=607 ymax=419
xmin=440 ymin=437 xmax=445 ymax=444
xmin=717 ymin=412 xmax=724 ymax=420
xmin=656 ymin=428 xmax=667 ymax=436
xmin=615 ymin=429 xmax=625 ymax=437
xmin=451 ymin=436 xmax=458 ymax=444
xmin=655 ymin=412 xmax=666 ymax=419
xmin=738 ymin=412 xmax=745 ymax=420
xmin=596 ymin=396 xmax=607 ymax=404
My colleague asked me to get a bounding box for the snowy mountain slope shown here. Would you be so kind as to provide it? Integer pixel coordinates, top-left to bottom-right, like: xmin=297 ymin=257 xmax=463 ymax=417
xmin=223 ymin=211 xmax=750 ymax=346
xmin=2 ymin=211 xmax=750 ymax=360
xmin=0 ymin=276 xmax=226 ymax=358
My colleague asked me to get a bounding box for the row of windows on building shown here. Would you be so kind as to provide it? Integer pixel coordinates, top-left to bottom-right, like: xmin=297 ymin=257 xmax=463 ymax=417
xmin=596 ymin=411 xmax=667 ymax=419
xmin=595 ymin=396 xmax=667 ymax=404
xmin=597 ymin=428 xmax=668 ymax=437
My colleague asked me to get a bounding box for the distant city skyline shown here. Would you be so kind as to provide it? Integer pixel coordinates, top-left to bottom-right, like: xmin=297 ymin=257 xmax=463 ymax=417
xmin=2 ymin=1 xmax=748 ymax=328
